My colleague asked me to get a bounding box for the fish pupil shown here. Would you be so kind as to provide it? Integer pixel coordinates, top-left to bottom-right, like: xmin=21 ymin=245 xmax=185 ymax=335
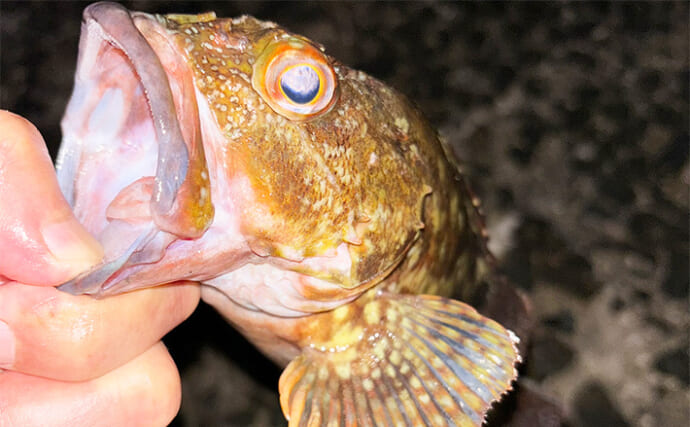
xmin=280 ymin=65 xmax=320 ymax=104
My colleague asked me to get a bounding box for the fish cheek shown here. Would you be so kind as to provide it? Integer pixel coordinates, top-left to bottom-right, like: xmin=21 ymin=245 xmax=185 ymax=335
xmin=238 ymin=129 xmax=350 ymax=263
xmin=308 ymin=111 xmax=431 ymax=287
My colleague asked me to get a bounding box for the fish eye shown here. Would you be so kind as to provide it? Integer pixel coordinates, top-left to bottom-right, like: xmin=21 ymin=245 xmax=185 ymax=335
xmin=280 ymin=64 xmax=320 ymax=104
xmin=252 ymin=37 xmax=338 ymax=120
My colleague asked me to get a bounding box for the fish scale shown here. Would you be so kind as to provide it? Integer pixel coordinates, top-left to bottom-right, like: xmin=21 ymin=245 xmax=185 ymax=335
xmin=56 ymin=2 xmax=520 ymax=425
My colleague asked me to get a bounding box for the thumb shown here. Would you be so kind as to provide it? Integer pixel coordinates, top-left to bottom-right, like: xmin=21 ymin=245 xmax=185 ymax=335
xmin=0 ymin=111 xmax=103 ymax=286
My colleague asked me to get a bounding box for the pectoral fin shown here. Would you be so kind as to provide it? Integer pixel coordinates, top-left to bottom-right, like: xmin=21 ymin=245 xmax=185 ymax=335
xmin=279 ymin=292 xmax=520 ymax=427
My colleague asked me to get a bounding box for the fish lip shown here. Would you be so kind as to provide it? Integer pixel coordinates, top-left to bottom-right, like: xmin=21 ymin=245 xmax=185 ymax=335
xmin=56 ymin=2 xmax=214 ymax=295
xmin=83 ymin=1 xmax=189 ymax=222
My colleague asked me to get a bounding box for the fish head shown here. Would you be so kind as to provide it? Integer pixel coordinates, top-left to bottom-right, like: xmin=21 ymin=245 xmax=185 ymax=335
xmin=55 ymin=8 xmax=525 ymax=422
xmin=58 ymin=2 xmax=437 ymax=299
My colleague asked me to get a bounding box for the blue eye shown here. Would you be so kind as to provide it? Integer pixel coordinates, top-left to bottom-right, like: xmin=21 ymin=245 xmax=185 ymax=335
xmin=253 ymin=37 xmax=338 ymax=120
xmin=280 ymin=65 xmax=321 ymax=104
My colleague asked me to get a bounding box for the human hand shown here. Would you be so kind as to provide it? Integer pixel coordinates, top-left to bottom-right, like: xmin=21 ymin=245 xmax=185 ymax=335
xmin=0 ymin=111 xmax=200 ymax=426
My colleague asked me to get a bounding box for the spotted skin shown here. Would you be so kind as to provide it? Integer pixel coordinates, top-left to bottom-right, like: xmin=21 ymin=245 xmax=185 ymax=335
xmin=57 ymin=4 xmax=520 ymax=426
xmin=281 ymin=293 xmax=519 ymax=427
xmin=159 ymin=14 xmax=443 ymax=287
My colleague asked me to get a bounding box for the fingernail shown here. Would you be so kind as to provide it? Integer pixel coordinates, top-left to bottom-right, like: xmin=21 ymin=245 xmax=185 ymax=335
xmin=41 ymin=217 xmax=104 ymax=277
xmin=0 ymin=320 xmax=15 ymax=368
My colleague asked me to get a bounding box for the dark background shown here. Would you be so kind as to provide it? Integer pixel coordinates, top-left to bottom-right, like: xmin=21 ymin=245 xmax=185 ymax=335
xmin=2 ymin=2 xmax=688 ymax=426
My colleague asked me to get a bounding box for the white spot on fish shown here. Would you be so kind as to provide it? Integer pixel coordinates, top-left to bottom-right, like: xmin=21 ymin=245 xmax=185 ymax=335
xmin=394 ymin=117 xmax=409 ymax=134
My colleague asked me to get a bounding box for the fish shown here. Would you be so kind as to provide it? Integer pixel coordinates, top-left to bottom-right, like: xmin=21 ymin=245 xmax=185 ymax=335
xmin=56 ymin=2 xmax=521 ymax=426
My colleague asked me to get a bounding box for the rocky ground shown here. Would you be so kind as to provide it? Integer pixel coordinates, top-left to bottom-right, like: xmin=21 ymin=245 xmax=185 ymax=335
xmin=2 ymin=2 xmax=688 ymax=426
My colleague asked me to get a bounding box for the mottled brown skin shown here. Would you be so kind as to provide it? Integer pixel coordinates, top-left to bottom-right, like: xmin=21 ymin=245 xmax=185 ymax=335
xmin=159 ymin=14 xmax=487 ymax=308
xmin=60 ymin=7 xmax=519 ymax=425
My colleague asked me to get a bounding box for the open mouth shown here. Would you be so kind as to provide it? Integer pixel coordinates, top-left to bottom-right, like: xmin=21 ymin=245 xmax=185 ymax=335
xmin=56 ymin=2 xmax=213 ymax=295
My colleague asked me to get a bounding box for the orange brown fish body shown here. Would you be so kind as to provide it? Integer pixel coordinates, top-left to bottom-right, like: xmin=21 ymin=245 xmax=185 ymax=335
xmin=57 ymin=2 xmax=520 ymax=425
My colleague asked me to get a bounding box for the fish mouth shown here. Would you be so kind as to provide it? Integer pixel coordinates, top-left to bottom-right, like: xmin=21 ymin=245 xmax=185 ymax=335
xmin=57 ymin=2 xmax=213 ymax=295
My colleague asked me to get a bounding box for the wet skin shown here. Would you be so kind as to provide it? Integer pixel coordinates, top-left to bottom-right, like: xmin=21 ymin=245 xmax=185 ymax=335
xmin=57 ymin=3 xmax=520 ymax=426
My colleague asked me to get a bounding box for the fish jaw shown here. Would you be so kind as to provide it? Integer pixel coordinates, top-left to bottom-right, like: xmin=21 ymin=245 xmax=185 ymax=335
xmin=56 ymin=2 xmax=222 ymax=295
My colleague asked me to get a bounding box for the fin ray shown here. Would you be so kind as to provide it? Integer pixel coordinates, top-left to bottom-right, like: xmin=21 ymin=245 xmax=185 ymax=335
xmin=406 ymin=317 xmax=509 ymax=396
xmin=385 ymin=359 xmax=430 ymax=426
xmin=403 ymin=358 xmax=456 ymax=426
xmin=403 ymin=332 xmax=484 ymax=425
xmin=406 ymin=326 xmax=492 ymax=420
xmin=279 ymin=292 xmax=520 ymax=426
xmin=409 ymin=303 xmax=515 ymax=355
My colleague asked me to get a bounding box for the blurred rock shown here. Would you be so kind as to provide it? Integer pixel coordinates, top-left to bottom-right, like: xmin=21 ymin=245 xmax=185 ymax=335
xmin=654 ymin=346 xmax=690 ymax=387
xmin=573 ymin=382 xmax=630 ymax=427
xmin=526 ymin=332 xmax=576 ymax=381
xmin=541 ymin=310 xmax=576 ymax=334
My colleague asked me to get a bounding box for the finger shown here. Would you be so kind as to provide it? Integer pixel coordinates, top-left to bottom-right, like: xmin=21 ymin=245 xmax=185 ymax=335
xmin=0 ymin=342 xmax=181 ymax=427
xmin=0 ymin=110 xmax=103 ymax=286
xmin=0 ymin=281 xmax=199 ymax=381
